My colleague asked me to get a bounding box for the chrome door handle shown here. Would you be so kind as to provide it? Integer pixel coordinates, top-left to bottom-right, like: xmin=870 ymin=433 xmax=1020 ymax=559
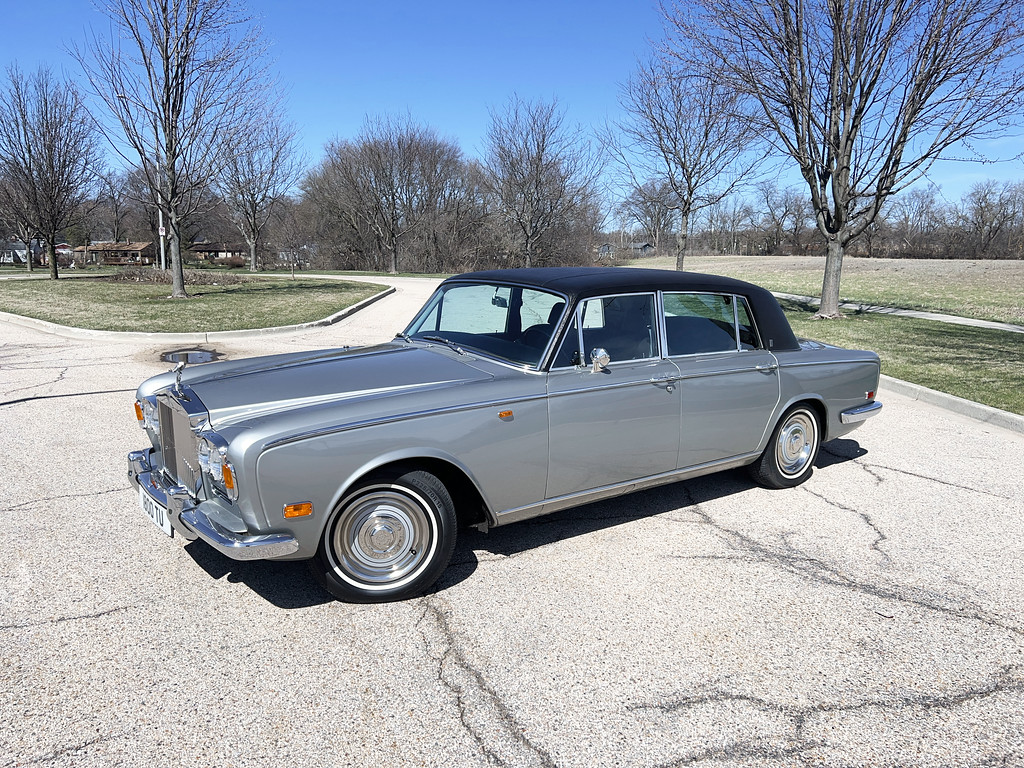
xmin=650 ymin=376 xmax=676 ymax=392
xmin=755 ymin=363 xmax=779 ymax=373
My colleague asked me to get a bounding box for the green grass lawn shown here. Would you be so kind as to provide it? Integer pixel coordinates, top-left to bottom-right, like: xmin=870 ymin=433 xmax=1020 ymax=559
xmin=0 ymin=276 xmax=386 ymax=333
xmin=781 ymin=300 xmax=1024 ymax=415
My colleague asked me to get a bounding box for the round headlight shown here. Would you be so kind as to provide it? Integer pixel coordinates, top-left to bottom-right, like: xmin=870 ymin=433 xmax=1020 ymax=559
xmin=197 ymin=438 xmax=211 ymax=474
xmin=143 ymin=399 xmax=160 ymax=435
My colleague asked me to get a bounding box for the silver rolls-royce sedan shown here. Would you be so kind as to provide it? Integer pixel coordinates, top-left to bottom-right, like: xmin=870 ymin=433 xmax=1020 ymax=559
xmin=128 ymin=268 xmax=881 ymax=602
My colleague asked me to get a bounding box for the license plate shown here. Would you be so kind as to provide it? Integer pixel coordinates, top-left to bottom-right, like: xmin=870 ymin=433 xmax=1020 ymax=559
xmin=139 ymin=485 xmax=173 ymax=537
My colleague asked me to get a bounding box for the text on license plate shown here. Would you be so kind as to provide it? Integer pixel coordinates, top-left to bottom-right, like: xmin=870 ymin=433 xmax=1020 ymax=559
xmin=139 ymin=485 xmax=173 ymax=537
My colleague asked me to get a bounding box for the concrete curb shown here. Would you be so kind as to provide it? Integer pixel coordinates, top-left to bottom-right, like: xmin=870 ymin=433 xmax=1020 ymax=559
xmin=0 ymin=286 xmax=395 ymax=344
xmin=880 ymin=374 xmax=1024 ymax=435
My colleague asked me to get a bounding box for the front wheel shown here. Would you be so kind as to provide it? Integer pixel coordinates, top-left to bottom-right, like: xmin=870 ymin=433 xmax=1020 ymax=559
xmin=309 ymin=469 xmax=457 ymax=603
xmin=748 ymin=405 xmax=821 ymax=489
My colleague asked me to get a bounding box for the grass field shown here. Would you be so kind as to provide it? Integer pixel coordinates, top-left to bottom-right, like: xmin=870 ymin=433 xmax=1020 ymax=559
xmin=632 ymin=253 xmax=1024 ymax=326
xmin=0 ymin=276 xmax=385 ymax=333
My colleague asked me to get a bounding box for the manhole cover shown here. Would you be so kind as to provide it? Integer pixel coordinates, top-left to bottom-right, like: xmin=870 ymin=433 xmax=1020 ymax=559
xmin=159 ymin=348 xmax=224 ymax=364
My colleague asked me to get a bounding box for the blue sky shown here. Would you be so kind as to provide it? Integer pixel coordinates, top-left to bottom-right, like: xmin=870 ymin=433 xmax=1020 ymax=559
xmin=4 ymin=0 xmax=1020 ymax=200
xmin=7 ymin=0 xmax=663 ymax=163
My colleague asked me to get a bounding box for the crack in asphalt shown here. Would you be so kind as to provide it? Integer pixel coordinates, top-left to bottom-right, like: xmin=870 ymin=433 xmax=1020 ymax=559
xmin=634 ymin=665 xmax=1024 ymax=767
xmin=1 ymin=604 xmax=137 ymax=632
xmin=678 ymin=485 xmax=1023 ymax=636
xmin=0 ymin=366 xmax=69 ymax=398
xmin=0 ymin=388 xmax=135 ymax=408
xmin=419 ymin=597 xmax=558 ymax=768
xmin=10 ymin=733 xmax=126 ymax=766
xmin=0 ymin=487 xmax=125 ymax=514
xmin=801 ymin=486 xmax=891 ymax=563
xmin=860 ymin=461 xmax=1010 ymax=499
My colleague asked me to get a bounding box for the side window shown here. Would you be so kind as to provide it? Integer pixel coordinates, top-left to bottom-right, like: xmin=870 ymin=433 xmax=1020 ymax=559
xmin=663 ymin=293 xmax=741 ymax=356
xmin=579 ymin=294 xmax=658 ymax=362
xmin=735 ymin=299 xmax=760 ymax=350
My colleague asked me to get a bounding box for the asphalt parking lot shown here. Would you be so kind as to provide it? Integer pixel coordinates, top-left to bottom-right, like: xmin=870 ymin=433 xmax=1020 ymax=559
xmin=2 ymin=277 xmax=1023 ymax=767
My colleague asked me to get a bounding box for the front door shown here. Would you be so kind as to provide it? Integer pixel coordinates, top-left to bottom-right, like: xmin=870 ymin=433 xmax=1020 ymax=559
xmin=545 ymin=293 xmax=682 ymax=499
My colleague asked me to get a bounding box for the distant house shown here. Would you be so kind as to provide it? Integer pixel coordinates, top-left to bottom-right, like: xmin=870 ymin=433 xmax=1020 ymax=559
xmin=74 ymin=241 xmax=156 ymax=266
xmin=188 ymin=242 xmax=248 ymax=266
xmin=1 ymin=240 xmax=41 ymax=265
xmin=627 ymin=242 xmax=654 ymax=256
xmin=37 ymin=243 xmax=75 ymax=266
xmin=596 ymin=243 xmax=617 ymax=260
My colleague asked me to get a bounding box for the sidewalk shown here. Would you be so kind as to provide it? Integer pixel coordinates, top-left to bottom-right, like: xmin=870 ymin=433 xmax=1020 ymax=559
xmin=772 ymin=292 xmax=1024 ymax=334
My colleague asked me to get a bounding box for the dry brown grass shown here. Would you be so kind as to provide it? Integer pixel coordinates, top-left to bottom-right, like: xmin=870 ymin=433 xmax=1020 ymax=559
xmin=628 ymin=253 xmax=1024 ymax=325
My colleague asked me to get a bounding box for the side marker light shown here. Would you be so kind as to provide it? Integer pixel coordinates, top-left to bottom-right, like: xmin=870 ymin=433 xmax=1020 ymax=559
xmin=284 ymin=502 xmax=314 ymax=519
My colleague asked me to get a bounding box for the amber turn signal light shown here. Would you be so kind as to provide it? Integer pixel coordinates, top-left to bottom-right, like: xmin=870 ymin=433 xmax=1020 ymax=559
xmin=134 ymin=401 xmax=145 ymax=424
xmin=283 ymin=501 xmax=313 ymax=519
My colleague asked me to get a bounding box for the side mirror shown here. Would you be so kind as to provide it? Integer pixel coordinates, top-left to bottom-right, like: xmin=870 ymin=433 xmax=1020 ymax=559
xmin=590 ymin=348 xmax=610 ymax=373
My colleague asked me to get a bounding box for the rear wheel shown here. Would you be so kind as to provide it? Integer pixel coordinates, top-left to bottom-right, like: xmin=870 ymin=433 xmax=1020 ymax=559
xmin=309 ymin=469 xmax=457 ymax=603
xmin=748 ymin=405 xmax=821 ymax=489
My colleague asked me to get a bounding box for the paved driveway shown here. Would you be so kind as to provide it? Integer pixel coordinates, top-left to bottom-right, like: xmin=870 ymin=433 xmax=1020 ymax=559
xmin=1 ymin=279 xmax=1023 ymax=767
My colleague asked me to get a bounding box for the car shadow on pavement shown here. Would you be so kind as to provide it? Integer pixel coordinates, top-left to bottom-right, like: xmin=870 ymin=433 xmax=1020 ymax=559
xmin=183 ymin=541 xmax=334 ymax=609
xmin=178 ymin=437 xmax=866 ymax=606
xmin=449 ymin=437 xmax=868 ymax=566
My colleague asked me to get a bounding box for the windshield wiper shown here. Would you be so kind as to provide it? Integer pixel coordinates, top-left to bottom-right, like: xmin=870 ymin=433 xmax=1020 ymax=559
xmin=422 ymin=335 xmax=465 ymax=354
xmin=395 ymin=332 xmax=412 ymax=343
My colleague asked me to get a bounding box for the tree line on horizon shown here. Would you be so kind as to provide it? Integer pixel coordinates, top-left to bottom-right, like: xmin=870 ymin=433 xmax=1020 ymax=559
xmin=1 ymin=0 xmax=1022 ymax=314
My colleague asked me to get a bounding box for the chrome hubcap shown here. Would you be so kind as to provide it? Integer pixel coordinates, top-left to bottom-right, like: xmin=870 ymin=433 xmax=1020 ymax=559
xmin=776 ymin=411 xmax=817 ymax=476
xmin=329 ymin=486 xmax=434 ymax=587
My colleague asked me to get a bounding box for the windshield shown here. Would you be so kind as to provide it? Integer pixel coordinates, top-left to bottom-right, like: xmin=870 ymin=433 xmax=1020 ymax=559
xmin=404 ymin=282 xmax=567 ymax=368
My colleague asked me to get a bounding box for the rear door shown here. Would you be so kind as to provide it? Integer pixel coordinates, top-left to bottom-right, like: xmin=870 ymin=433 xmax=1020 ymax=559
xmin=663 ymin=292 xmax=780 ymax=468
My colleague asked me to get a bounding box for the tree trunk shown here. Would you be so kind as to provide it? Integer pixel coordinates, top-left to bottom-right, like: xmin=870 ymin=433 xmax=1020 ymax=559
xmin=47 ymin=242 xmax=58 ymax=280
xmin=674 ymin=213 xmax=690 ymax=271
xmin=817 ymin=238 xmax=844 ymax=318
xmin=168 ymin=210 xmax=188 ymax=298
xmin=248 ymin=239 xmax=258 ymax=271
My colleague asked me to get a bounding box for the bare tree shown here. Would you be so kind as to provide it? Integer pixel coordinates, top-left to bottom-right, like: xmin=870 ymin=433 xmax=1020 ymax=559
xmin=483 ymin=96 xmax=602 ymax=268
xmin=956 ymin=180 xmax=1024 ymax=258
xmin=611 ymin=57 xmax=763 ymax=270
xmin=78 ymin=0 xmax=270 ymax=297
xmin=310 ymin=116 xmax=467 ymax=273
xmin=215 ymin=116 xmax=304 ymax=270
xmin=756 ymin=182 xmax=807 ymax=254
xmin=616 ymin=180 xmax=677 ymax=253
xmin=887 ymin=186 xmax=948 ymax=257
xmin=663 ymin=0 xmax=1024 ymax=315
xmin=0 ymin=66 xmax=101 ymax=278
xmin=0 ymin=171 xmax=38 ymax=271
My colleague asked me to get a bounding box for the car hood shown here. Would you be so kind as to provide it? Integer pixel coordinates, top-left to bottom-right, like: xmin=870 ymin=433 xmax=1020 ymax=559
xmin=170 ymin=343 xmax=495 ymax=428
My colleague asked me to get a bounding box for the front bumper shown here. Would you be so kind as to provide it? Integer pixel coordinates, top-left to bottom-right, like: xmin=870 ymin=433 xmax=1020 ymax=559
xmin=128 ymin=449 xmax=299 ymax=561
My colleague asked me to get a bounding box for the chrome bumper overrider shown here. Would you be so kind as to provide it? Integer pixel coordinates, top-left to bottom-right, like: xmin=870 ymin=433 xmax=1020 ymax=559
xmin=840 ymin=400 xmax=883 ymax=424
xmin=127 ymin=449 xmax=299 ymax=560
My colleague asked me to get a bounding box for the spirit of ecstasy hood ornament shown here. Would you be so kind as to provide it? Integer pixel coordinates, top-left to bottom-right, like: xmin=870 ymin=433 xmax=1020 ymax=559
xmin=173 ymin=360 xmax=187 ymax=398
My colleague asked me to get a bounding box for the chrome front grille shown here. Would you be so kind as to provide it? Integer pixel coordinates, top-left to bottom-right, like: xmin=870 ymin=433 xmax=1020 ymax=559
xmin=156 ymin=393 xmax=206 ymax=494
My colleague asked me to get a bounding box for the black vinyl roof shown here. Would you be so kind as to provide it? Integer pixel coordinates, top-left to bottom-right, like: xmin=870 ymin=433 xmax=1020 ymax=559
xmin=446 ymin=267 xmax=800 ymax=351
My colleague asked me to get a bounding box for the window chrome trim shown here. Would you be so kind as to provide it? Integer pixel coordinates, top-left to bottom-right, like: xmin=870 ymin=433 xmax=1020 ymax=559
xmin=404 ymin=280 xmax=571 ymax=373
xmin=550 ymin=291 xmax=662 ymax=370
xmin=660 ymin=291 xmax=765 ymax=358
